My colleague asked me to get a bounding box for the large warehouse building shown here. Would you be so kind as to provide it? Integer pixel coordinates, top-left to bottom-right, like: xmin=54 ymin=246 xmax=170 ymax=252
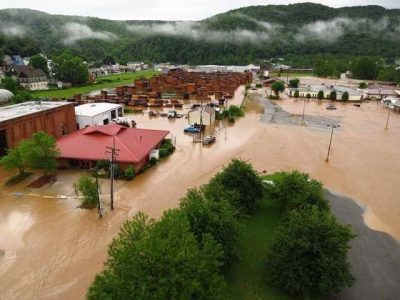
xmin=0 ymin=101 xmax=76 ymax=156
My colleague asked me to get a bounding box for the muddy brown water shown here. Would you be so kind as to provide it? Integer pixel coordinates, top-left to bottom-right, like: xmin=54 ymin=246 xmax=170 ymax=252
xmin=0 ymin=87 xmax=400 ymax=299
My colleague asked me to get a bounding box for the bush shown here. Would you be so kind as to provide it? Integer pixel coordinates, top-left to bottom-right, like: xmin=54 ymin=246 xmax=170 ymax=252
xmin=203 ymin=159 xmax=264 ymax=214
xmin=96 ymin=160 xmax=110 ymax=171
xmin=124 ymin=165 xmax=136 ymax=180
xmin=265 ymin=207 xmax=356 ymax=297
xmin=317 ymin=90 xmax=324 ymax=100
xmin=289 ymin=78 xmax=300 ymax=88
xmin=342 ymin=91 xmax=349 ymax=101
xmin=228 ymin=115 xmax=235 ymax=123
xmin=159 ymin=139 xmax=174 ymax=158
xmin=329 ymin=91 xmax=337 ymax=100
xmin=149 ymin=157 xmax=157 ymax=166
xmin=74 ymin=175 xmax=99 ymax=209
xmin=88 ymin=211 xmax=226 ymax=299
xmin=228 ymin=105 xmax=244 ymax=117
xmin=294 ymin=90 xmax=299 ymax=98
xmin=265 ymin=171 xmax=329 ymax=213
xmin=306 ymin=93 xmax=311 ymax=99
xmin=180 ymin=188 xmax=240 ymax=266
xmin=255 ymin=83 xmax=262 ymax=88
xmin=358 ymin=82 xmax=367 ymax=89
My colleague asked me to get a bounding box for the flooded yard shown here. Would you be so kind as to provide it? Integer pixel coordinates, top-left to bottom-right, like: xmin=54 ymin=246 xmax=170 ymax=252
xmin=0 ymin=87 xmax=399 ymax=299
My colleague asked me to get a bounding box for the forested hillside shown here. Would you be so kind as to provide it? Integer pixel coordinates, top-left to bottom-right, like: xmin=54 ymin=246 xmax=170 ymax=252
xmin=1 ymin=3 xmax=400 ymax=65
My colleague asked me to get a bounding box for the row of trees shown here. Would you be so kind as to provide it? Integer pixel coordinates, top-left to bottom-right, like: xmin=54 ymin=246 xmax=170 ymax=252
xmin=0 ymin=132 xmax=59 ymax=176
xmin=88 ymin=159 xmax=355 ymax=298
xmin=264 ymin=171 xmax=356 ymax=297
xmin=88 ymin=159 xmax=265 ymax=299
xmin=293 ymin=90 xmax=349 ymax=101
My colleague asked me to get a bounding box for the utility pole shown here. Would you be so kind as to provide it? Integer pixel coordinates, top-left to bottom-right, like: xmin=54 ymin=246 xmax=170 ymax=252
xmin=106 ymin=134 xmax=119 ymax=210
xmin=94 ymin=166 xmax=102 ymax=218
xmin=325 ymin=124 xmax=340 ymax=162
xmin=301 ymin=98 xmax=306 ymax=125
xmin=385 ymin=106 xmax=391 ymax=130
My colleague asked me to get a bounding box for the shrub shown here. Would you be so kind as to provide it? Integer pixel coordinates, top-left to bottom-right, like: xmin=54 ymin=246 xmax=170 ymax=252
xmin=294 ymin=90 xmax=299 ymax=98
xmin=329 ymin=91 xmax=337 ymax=100
xmin=149 ymin=157 xmax=157 ymax=166
xmin=289 ymin=78 xmax=300 ymax=88
xmin=228 ymin=105 xmax=244 ymax=117
xmin=228 ymin=115 xmax=235 ymax=123
xmin=96 ymin=160 xmax=110 ymax=171
xmin=203 ymin=159 xmax=264 ymax=214
xmin=265 ymin=171 xmax=329 ymax=213
xmin=317 ymin=90 xmax=324 ymax=100
xmin=255 ymin=83 xmax=262 ymax=88
xmin=180 ymin=188 xmax=240 ymax=266
xmin=306 ymin=93 xmax=311 ymax=99
xmin=124 ymin=165 xmax=136 ymax=180
xmin=265 ymin=207 xmax=356 ymax=297
xmin=74 ymin=175 xmax=99 ymax=209
xmin=358 ymin=82 xmax=367 ymax=89
xmin=342 ymin=91 xmax=349 ymax=101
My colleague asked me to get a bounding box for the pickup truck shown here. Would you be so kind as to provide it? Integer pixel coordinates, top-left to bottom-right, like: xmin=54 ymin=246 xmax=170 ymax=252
xmin=184 ymin=124 xmax=201 ymax=133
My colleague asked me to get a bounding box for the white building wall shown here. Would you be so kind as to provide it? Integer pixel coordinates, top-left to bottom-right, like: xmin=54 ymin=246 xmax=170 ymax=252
xmin=76 ymin=107 xmax=123 ymax=129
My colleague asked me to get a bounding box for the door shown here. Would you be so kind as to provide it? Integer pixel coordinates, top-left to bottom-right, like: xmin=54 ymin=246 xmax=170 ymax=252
xmin=0 ymin=130 xmax=8 ymax=157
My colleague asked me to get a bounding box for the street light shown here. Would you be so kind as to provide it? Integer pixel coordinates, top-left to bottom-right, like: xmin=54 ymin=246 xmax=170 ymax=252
xmin=325 ymin=124 xmax=341 ymax=162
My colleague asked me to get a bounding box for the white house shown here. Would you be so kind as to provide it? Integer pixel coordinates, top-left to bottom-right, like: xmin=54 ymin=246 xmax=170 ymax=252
xmin=188 ymin=106 xmax=216 ymax=127
xmin=75 ymin=103 xmax=124 ymax=129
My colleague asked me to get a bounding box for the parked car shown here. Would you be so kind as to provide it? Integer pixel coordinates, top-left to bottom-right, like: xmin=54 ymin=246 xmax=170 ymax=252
xmin=202 ymin=135 xmax=216 ymax=145
xmin=167 ymin=110 xmax=178 ymax=118
xmin=184 ymin=124 xmax=201 ymax=133
xmin=326 ymin=105 xmax=337 ymax=110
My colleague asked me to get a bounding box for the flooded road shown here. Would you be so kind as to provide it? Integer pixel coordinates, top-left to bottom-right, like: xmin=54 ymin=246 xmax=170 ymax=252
xmin=0 ymin=86 xmax=400 ymax=299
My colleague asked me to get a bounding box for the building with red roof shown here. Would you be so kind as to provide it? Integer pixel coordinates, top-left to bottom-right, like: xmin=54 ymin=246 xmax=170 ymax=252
xmin=57 ymin=123 xmax=169 ymax=170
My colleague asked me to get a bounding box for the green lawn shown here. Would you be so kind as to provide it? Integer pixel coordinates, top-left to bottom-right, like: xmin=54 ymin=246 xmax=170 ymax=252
xmin=225 ymin=196 xmax=291 ymax=300
xmin=269 ymin=71 xmax=314 ymax=78
xmin=29 ymin=70 xmax=159 ymax=99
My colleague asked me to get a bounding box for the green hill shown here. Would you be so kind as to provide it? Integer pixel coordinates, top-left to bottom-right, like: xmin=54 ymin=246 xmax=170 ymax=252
xmin=1 ymin=3 xmax=400 ymax=65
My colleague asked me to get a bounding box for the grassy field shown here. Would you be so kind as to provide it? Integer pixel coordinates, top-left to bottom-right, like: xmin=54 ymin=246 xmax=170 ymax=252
xmin=269 ymin=71 xmax=314 ymax=78
xmin=225 ymin=178 xmax=290 ymax=300
xmin=29 ymin=70 xmax=159 ymax=99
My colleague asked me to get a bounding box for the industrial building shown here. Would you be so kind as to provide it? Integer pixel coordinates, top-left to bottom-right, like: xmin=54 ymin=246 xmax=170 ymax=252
xmin=57 ymin=123 xmax=169 ymax=170
xmin=75 ymin=103 xmax=123 ymax=129
xmin=287 ymin=85 xmax=363 ymax=101
xmin=0 ymin=101 xmax=76 ymax=156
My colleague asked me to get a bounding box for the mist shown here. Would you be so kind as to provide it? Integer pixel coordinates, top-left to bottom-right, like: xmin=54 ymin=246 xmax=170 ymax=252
xmin=0 ymin=23 xmax=25 ymax=37
xmin=62 ymin=22 xmax=117 ymax=44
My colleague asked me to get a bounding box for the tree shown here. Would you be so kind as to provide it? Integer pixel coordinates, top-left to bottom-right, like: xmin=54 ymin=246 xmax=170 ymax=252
xmin=329 ymin=91 xmax=337 ymax=100
xmin=317 ymin=90 xmax=324 ymax=100
xmin=289 ymin=78 xmax=299 ymax=88
xmin=22 ymin=132 xmax=59 ymax=175
xmin=271 ymin=81 xmax=285 ymax=96
xmin=74 ymin=175 xmax=99 ymax=208
xmin=358 ymin=82 xmax=367 ymax=89
xmin=342 ymin=91 xmax=349 ymax=101
xmin=0 ymin=146 xmax=27 ymax=175
xmin=203 ymin=159 xmax=264 ymax=214
xmin=265 ymin=171 xmax=329 ymax=213
xmin=306 ymin=93 xmax=311 ymax=99
xmin=265 ymin=207 xmax=356 ymax=297
xmin=29 ymin=54 xmax=49 ymax=75
xmin=0 ymin=77 xmax=19 ymax=94
xmin=52 ymin=51 xmax=89 ymax=85
xmin=102 ymin=55 xmax=115 ymax=65
xmin=11 ymin=92 xmax=32 ymax=104
xmin=180 ymin=188 xmax=239 ymax=266
xmin=294 ymin=90 xmax=299 ymax=98
xmin=350 ymin=56 xmax=381 ymax=80
xmin=88 ymin=211 xmax=226 ymax=300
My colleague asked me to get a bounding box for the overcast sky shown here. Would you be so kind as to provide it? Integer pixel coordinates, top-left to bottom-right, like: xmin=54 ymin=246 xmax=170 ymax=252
xmin=0 ymin=0 xmax=398 ymax=20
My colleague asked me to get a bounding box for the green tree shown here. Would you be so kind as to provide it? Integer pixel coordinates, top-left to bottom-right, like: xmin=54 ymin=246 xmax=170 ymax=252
xmin=329 ymin=91 xmax=337 ymax=101
xmin=102 ymin=55 xmax=115 ymax=65
xmin=351 ymin=56 xmax=381 ymax=80
xmin=22 ymin=132 xmax=59 ymax=175
xmin=265 ymin=207 xmax=356 ymax=297
xmin=342 ymin=91 xmax=349 ymax=101
xmin=74 ymin=175 xmax=99 ymax=208
xmin=289 ymin=78 xmax=299 ymax=88
xmin=52 ymin=51 xmax=89 ymax=85
xmin=124 ymin=165 xmax=136 ymax=180
xmin=306 ymin=93 xmax=311 ymax=99
xmin=317 ymin=90 xmax=324 ymax=100
xmin=29 ymin=54 xmax=49 ymax=75
xmin=88 ymin=211 xmax=226 ymax=300
xmin=271 ymin=81 xmax=285 ymax=96
xmin=266 ymin=171 xmax=329 ymax=213
xmin=0 ymin=146 xmax=27 ymax=175
xmin=0 ymin=77 xmax=19 ymax=94
xmin=180 ymin=188 xmax=239 ymax=266
xmin=293 ymin=90 xmax=299 ymax=98
xmin=358 ymin=82 xmax=367 ymax=89
xmin=11 ymin=92 xmax=32 ymax=104
xmin=203 ymin=159 xmax=264 ymax=214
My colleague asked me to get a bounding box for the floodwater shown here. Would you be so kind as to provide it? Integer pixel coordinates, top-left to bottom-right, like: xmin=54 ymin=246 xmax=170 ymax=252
xmin=0 ymin=86 xmax=400 ymax=299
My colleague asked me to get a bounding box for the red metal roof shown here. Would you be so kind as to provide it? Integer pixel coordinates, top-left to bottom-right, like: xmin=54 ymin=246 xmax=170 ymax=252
xmin=57 ymin=124 xmax=169 ymax=163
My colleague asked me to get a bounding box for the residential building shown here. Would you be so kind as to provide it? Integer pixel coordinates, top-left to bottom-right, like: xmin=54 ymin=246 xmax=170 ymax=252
xmin=57 ymin=123 xmax=169 ymax=170
xmin=8 ymin=65 xmax=48 ymax=91
xmin=75 ymin=103 xmax=124 ymax=129
xmin=0 ymin=101 xmax=76 ymax=156
xmin=11 ymin=55 xmax=23 ymax=66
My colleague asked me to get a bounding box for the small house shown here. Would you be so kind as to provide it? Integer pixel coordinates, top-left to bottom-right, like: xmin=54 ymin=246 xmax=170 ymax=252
xmin=75 ymin=102 xmax=124 ymax=129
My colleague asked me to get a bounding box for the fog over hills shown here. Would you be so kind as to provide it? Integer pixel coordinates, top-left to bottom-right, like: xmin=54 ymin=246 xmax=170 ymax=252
xmin=1 ymin=3 xmax=400 ymax=64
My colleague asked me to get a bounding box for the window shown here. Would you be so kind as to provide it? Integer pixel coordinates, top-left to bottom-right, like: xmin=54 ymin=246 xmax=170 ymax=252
xmin=111 ymin=110 xmax=116 ymax=120
xmin=118 ymin=107 xmax=123 ymax=117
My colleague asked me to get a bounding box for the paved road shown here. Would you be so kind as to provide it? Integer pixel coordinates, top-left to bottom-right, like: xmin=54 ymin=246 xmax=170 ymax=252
xmin=326 ymin=190 xmax=400 ymax=300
